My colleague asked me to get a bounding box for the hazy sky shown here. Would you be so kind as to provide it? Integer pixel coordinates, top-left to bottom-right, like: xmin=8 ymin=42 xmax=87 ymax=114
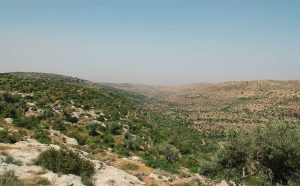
xmin=0 ymin=0 xmax=299 ymax=85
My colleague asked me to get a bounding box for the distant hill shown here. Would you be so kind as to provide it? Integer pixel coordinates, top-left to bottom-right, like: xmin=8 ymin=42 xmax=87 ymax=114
xmin=109 ymin=80 xmax=300 ymax=133
xmin=101 ymin=83 xmax=168 ymax=98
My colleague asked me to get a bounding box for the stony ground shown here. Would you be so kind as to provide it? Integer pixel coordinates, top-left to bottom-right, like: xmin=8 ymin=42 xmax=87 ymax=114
xmin=0 ymin=137 xmax=145 ymax=186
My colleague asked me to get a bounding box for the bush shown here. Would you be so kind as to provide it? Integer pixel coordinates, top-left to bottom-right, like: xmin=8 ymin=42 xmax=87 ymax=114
xmin=14 ymin=117 xmax=39 ymax=129
xmin=86 ymin=121 xmax=100 ymax=136
xmin=108 ymin=121 xmax=122 ymax=135
xmin=81 ymin=175 xmax=94 ymax=186
xmin=68 ymin=131 xmax=86 ymax=145
xmin=209 ymin=121 xmax=300 ymax=184
xmin=0 ymin=129 xmax=20 ymax=144
xmin=154 ymin=142 xmax=180 ymax=163
xmin=65 ymin=115 xmax=78 ymax=123
xmin=32 ymin=178 xmax=51 ymax=185
xmin=1 ymin=152 xmax=23 ymax=166
xmin=52 ymin=122 xmax=67 ymax=133
xmin=102 ymin=135 xmax=115 ymax=147
xmin=33 ymin=128 xmax=51 ymax=144
xmin=0 ymin=171 xmax=24 ymax=186
xmin=144 ymin=155 xmax=179 ymax=173
xmin=2 ymin=105 xmax=20 ymax=119
xmin=123 ymin=133 xmax=142 ymax=151
xmin=3 ymin=93 xmax=17 ymax=104
xmin=114 ymin=144 xmax=130 ymax=156
xmin=35 ymin=148 xmax=95 ymax=177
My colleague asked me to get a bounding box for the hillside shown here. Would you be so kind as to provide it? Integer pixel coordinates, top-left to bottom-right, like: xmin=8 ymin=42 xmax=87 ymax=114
xmin=111 ymin=81 xmax=300 ymax=133
xmin=1 ymin=73 xmax=300 ymax=186
xmin=105 ymin=80 xmax=300 ymax=185
xmin=100 ymin=83 xmax=168 ymax=99
xmin=0 ymin=72 xmax=218 ymax=186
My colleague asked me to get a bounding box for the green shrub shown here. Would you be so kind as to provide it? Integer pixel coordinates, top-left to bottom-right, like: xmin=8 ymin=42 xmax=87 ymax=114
xmin=114 ymin=144 xmax=130 ymax=156
xmin=35 ymin=148 xmax=95 ymax=177
xmin=180 ymin=155 xmax=199 ymax=169
xmin=154 ymin=142 xmax=180 ymax=163
xmin=32 ymin=178 xmax=51 ymax=185
xmin=86 ymin=136 xmax=101 ymax=145
xmin=123 ymin=133 xmax=142 ymax=151
xmin=14 ymin=117 xmax=39 ymax=129
xmin=81 ymin=175 xmax=94 ymax=186
xmin=144 ymin=155 xmax=179 ymax=173
xmin=102 ymin=135 xmax=115 ymax=147
xmin=86 ymin=121 xmax=100 ymax=136
xmin=65 ymin=114 xmax=78 ymax=123
xmin=189 ymin=167 xmax=199 ymax=174
xmin=1 ymin=152 xmax=23 ymax=166
xmin=0 ymin=171 xmax=24 ymax=186
xmin=52 ymin=122 xmax=67 ymax=133
xmin=243 ymin=171 xmax=268 ymax=186
xmin=108 ymin=121 xmax=122 ymax=135
xmin=68 ymin=131 xmax=86 ymax=145
xmin=3 ymin=93 xmax=17 ymax=104
xmin=2 ymin=105 xmax=20 ymax=119
xmin=208 ymin=121 xmax=300 ymax=184
xmin=33 ymin=128 xmax=51 ymax=144
xmin=0 ymin=129 xmax=20 ymax=144
xmin=42 ymin=109 xmax=54 ymax=120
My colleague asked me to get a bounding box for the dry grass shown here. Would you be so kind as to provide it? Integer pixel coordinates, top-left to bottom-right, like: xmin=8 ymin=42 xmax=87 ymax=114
xmin=118 ymin=161 xmax=139 ymax=171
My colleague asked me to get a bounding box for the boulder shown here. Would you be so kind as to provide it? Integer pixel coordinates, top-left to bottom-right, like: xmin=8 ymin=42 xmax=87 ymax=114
xmin=130 ymin=156 xmax=141 ymax=162
xmin=65 ymin=137 xmax=78 ymax=146
xmin=4 ymin=118 xmax=13 ymax=124
xmin=93 ymin=162 xmax=145 ymax=186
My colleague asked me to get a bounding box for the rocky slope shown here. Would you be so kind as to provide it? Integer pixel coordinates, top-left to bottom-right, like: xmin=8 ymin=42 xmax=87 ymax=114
xmin=0 ymin=72 xmax=229 ymax=186
xmin=0 ymin=137 xmax=145 ymax=186
xmin=5 ymin=73 xmax=299 ymax=185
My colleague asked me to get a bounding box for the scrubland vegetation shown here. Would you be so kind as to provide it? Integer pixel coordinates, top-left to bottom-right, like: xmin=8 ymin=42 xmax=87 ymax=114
xmin=0 ymin=72 xmax=299 ymax=185
xmin=35 ymin=148 xmax=95 ymax=184
xmin=0 ymin=170 xmax=50 ymax=186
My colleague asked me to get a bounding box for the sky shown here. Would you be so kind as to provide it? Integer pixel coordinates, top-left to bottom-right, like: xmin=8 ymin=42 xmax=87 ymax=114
xmin=0 ymin=0 xmax=299 ymax=85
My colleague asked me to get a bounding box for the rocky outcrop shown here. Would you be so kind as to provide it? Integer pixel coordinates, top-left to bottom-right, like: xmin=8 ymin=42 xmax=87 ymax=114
xmin=4 ymin=118 xmax=13 ymax=124
xmin=93 ymin=162 xmax=145 ymax=186
xmin=0 ymin=139 xmax=145 ymax=186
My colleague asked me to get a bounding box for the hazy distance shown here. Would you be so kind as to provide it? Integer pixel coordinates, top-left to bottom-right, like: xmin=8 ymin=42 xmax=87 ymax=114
xmin=1 ymin=0 xmax=299 ymax=85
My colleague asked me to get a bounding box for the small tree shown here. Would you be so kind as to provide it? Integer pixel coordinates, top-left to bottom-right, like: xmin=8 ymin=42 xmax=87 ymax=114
xmin=155 ymin=142 xmax=180 ymax=163
xmin=3 ymin=93 xmax=16 ymax=104
xmin=108 ymin=121 xmax=122 ymax=135
xmin=35 ymin=148 xmax=95 ymax=177
xmin=65 ymin=115 xmax=78 ymax=123
xmin=85 ymin=121 xmax=99 ymax=136
xmin=215 ymin=121 xmax=300 ymax=184
xmin=123 ymin=133 xmax=142 ymax=151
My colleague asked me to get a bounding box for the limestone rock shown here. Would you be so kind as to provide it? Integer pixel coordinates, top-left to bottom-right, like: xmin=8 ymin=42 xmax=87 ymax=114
xmin=65 ymin=137 xmax=78 ymax=146
xmin=4 ymin=118 xmax=13 ymax=124
xmin=93 ymin=163 xmax=145 ymax=186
